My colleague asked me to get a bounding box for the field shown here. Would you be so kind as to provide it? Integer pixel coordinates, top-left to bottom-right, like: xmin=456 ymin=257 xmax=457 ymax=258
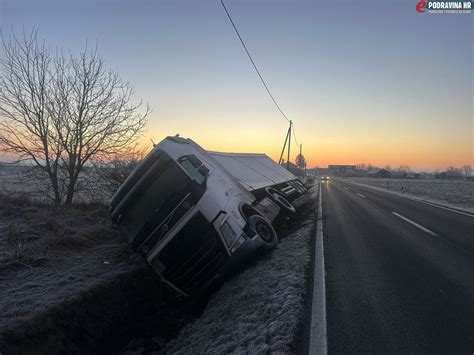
xmin=0 ymin=165 xmax=110 ymax=204
xmin=343 ymin=177 xmax=474 ymax=212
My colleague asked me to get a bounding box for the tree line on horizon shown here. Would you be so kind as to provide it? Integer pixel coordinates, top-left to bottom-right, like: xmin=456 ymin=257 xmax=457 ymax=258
xmin=308 ymin=163 xmax=472 ymax=179
xmin=353 ymin=164 xmax=472 ymax=177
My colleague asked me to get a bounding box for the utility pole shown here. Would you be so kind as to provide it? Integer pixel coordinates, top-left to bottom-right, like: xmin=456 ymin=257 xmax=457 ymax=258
xmin=279 ymin=120 xmax=293 ymax=169
xmin=279 ymin=125 xmax=290 ymax=165
xmin=287 ymin=120 xmax=292 ymax=170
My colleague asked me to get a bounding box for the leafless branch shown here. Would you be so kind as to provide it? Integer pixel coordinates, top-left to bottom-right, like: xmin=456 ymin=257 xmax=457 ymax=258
xmin=0 ymin=29 xmax=149 ymax=205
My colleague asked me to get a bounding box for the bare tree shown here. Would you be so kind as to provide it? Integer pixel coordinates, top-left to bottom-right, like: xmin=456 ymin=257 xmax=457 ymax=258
xmin=0 ymin=29 xmax=150 ymax=205
xmin=398 ymin=165 xmax=411 ymax=177
xmin=445 ymin=166 xmax=463 ymax=179
xmin=0 ymin=30 xmax=63 ymax=204
xmin=95 ymin=144 xmax=149 ymax=198
xmin=461 ymin=165 xmax=472 ymax=179
xmin=53 ymin=45 xmax=150 ymax=204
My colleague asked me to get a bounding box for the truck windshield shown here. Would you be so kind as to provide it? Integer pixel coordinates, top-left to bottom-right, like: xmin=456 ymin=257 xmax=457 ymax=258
xmin=118 ymin=155 xmax=192 ymax=245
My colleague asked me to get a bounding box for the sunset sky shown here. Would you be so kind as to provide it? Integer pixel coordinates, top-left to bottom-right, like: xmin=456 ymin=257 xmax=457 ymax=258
xmin=0 ymin=0 xmax=472 ymax=170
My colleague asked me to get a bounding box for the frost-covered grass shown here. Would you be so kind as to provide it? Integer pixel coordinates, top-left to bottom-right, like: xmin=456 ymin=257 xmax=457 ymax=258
xmin=0 ymin=194 xmax=118 ymax=265
xmin=0 ymin=184 xmax=318 ymax=354
xmin=162 ymin=185 xmax=317 ymax=354
xmin=0 ymin=194 xmax=158 ymax=354
xmin=344 ymin=177 xmax=474 ymax=212
xmin=0 ymin=166 xmax=110 ymax=203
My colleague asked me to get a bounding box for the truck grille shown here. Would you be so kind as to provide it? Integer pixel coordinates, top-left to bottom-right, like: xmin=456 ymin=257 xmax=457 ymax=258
xmin=134 ymin=193 xmax=192 ymax=255
xmin=157 ymin=213 xmax=228 ymax=294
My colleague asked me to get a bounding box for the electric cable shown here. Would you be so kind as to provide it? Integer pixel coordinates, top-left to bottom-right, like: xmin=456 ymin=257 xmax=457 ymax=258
xmin=220 ymin=0 xmax=291 ymax=123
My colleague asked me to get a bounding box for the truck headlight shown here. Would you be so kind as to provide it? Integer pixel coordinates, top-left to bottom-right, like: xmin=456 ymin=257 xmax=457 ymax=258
xmin=220 ymin=221 xmax=238 ymax=249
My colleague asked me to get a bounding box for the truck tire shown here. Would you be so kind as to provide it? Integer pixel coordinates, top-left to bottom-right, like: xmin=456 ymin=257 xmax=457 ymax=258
xmin=240 ymin=203 xmax=259 ymax=221
xmin=265 ymin=186 xmax=296 ymax=211
xmin=248 ymin=215 xmax=278 ymax=250
xmin=265 ymin=187 xmax=285 ymax=198
xmin=272 ymin=194 xmax=296 ymax=214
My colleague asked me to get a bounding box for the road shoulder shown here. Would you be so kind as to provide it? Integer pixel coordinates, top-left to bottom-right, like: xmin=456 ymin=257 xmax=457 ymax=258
xmin=309 ymin=182 xmax=327 ymax=355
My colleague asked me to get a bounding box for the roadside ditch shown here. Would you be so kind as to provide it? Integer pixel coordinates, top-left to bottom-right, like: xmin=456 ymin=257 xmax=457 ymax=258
xmin=0 ymin=183 xmax=318 ymax=354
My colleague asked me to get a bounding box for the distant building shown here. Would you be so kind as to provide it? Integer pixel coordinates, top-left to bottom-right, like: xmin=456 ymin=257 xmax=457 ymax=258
xmin=306 ymin=168 xmax=318 ymax=175
xmin=405 ymin=173 xmax=421 ymax=179
xmin=327 ymin=164 xmax=357 ymax=176
xmin=295 ymin=153 xmax=306 ymax=169
xmin=367 ymin=168 xmax=392 ymax=178
xmin=315 ymin=167 xmax=329 ymax=175
xmin=435 ymin=170 xmax=463 ymax=180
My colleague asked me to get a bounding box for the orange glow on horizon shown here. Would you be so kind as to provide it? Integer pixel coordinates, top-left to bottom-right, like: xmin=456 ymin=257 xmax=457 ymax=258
xmin=141 ymin=126 xmax=473 ymax=172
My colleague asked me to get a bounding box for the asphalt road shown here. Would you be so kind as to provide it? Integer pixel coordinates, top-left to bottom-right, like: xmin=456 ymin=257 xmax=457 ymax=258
xmin=322 ymin=179 xmax=474 ymax=354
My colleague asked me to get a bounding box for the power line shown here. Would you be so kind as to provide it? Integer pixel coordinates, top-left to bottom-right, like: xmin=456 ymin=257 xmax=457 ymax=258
xmin=220 ymin=0 xmax=290 ymax=124
xmin=220 ymin=0 xmax=305 ymax=165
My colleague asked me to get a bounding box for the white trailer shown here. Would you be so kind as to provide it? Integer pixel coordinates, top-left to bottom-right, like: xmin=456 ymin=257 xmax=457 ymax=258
xmin=111 ymin=136 xmax=306 ymax=295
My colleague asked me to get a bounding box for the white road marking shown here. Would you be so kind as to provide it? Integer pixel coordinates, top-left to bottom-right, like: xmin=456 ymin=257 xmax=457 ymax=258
xmin=346 ymin=181 xmax=474 ymax=218
xmin=392 ymin=212 xmax=438 ymax=236
xmin=310 ymin=182 xmax=328 ymax=355
xmin=357 ymin=193 xmax=366 ymax=198
xmin=344 ymin=187 xmax=348 ymax=190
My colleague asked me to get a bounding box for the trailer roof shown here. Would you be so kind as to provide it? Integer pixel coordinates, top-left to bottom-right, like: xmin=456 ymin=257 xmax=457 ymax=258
xmin=207 ymin=151 xmax=297 ymax=191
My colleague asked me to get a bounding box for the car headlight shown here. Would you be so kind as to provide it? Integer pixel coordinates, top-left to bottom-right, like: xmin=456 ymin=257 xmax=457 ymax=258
xmin=220 ymin=221 xmax=239 ymax=249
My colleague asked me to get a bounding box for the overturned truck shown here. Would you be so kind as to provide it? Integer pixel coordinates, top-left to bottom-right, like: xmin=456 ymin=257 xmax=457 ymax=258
xmin=111 ymin=136 xmax=307 ymax=296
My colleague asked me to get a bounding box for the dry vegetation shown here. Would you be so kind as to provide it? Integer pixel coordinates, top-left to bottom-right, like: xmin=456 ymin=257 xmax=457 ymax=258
xmin=0 ymin=193 xmax=158 ymax=354
xmin=0 ymin=193 xmax=116 ymax=266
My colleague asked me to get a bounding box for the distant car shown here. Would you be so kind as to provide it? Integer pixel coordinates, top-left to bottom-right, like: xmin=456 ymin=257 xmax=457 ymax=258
xmin=321 ymin=176 xmax=330 ymax=181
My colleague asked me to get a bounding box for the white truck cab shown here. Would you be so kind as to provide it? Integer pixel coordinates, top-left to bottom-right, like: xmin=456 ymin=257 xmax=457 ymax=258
xmin=111 ymin=136 xmax=306 ymax=295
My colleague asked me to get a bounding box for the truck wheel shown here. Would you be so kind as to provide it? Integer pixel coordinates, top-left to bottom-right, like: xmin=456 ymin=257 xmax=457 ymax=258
xmin=240 ymin=203 xmax=259 ymax=221
xmin=272 ymin=194 xmax=296 ymax=214
xmin=265 ymin=187 xmax=284 ymax=198
xmin=248 ymin=215 xmax=278 ymax=250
